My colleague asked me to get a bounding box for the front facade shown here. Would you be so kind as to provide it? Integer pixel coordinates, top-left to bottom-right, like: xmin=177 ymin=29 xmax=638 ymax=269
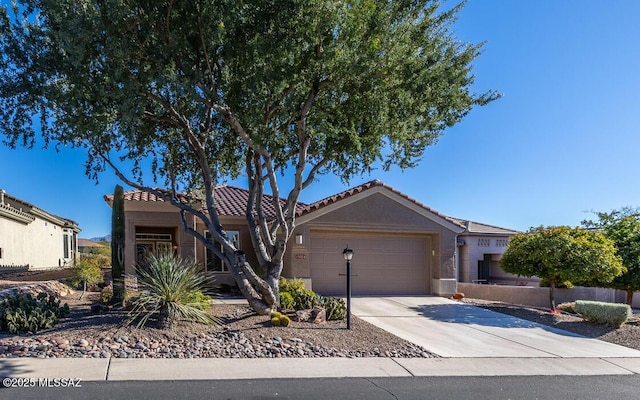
xmin=0 ymin=190 xmax=80 ymax=270
xmin=105 ymin=180 xmax=517 ymax=296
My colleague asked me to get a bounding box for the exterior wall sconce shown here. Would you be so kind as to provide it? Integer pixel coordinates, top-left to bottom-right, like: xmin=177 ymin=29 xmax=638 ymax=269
xmin=295 ymin=234 xmax=303 ymax=245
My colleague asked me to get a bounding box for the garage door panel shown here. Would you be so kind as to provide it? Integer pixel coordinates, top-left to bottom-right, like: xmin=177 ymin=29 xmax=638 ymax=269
xmin=310 ymin=232 xmax=429 ymax=295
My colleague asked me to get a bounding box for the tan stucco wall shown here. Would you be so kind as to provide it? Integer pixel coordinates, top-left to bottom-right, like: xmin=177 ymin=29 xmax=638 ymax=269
xmin=123 ymin=203 xmax=196 ymax=275
xmin=458 ymin=282 xmax=625 ymax=308
xmin=284 ymin=192 xmax=459 ymax=295
xmin=0 ymin=213 xmax=75 ymax=269
xmin=458 ymin=235 xmax=512 ymax=283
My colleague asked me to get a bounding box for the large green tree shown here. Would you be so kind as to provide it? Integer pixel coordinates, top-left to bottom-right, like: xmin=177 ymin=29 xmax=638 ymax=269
xmin=0 ymin=0 xmax=499 ymax=314
xmin=582 ymin=208 xmax=640 ymax=305
xmin=500 ymin=226 xmax=624 ymax=310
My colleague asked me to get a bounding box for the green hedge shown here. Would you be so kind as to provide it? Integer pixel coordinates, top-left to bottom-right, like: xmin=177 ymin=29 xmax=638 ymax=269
xmin=574 ymin=300 xmax=632 ymax=328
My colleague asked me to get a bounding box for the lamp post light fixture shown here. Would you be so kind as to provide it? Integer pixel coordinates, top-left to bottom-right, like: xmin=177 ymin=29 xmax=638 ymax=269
xmin=342 ymin=245 xmax=354 ymax=329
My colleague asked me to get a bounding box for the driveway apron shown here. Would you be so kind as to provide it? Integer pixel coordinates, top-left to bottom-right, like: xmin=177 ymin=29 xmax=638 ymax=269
xmin=351 ymin=296 xmax=640 ymax=358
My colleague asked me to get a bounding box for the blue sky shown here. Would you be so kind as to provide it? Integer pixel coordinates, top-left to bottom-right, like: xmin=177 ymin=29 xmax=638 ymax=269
xmin=2 ymin=0 xmax=640 ymax=239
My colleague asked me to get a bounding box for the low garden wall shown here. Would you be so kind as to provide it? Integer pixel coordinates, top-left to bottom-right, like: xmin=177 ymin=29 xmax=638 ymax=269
xmin=458 ymin=282 xmax=630 ymax=308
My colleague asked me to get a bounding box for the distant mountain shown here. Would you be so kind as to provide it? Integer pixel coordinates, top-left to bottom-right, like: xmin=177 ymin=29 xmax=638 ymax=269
xmin=88 ymin=235 xmax=111 ymax=243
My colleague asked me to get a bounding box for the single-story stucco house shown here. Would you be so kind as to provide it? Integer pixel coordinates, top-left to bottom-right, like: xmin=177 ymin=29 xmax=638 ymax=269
xmin=0 ymin=189 xmax=80 ymax=270
xmin=104 ymin=180 xmax=518 ymax=296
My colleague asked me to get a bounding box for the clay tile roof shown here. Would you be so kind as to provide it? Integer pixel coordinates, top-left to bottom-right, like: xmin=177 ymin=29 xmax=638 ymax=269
xmin=107 ymin=186 xmax=307 ymax=218
xmin=104 ymin=189 xmax=191 ymax=204
xmin=297 ymin=179 xmax=466 ymax=229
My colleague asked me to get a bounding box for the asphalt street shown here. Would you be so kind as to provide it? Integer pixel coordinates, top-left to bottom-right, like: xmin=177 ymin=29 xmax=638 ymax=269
xmin=3 ymin=376 xmax=640 ymax=400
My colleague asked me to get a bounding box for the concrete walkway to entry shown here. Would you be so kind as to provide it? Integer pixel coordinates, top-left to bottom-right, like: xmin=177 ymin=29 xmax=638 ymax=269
xmin=351 ymin=296 xmax=640 ymax=358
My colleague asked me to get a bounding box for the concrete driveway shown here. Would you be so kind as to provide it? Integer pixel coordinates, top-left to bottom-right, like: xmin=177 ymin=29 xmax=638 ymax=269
xmin=351 ymin=296 xmax=640 ymax=358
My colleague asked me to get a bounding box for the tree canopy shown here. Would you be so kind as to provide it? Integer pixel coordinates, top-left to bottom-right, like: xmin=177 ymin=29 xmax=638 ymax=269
xmin=583 ymin=208 xmax=640 ymax=305
xmin=0 ymin=0 xmax=500 ymax=313
xmin=500 ymin=226 xmax=624 ymax=309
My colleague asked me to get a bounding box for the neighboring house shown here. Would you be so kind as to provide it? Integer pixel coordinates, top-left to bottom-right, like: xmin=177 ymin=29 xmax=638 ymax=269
xmin=104 ymin=180 xmax=517 ymax=296
xmin=452 ymin=219 xmax=521 ymax=285
xmin=0 ymin=189 xmax=80 ymax=270
xmin=78 ymin=239 xmax=108 ymax=254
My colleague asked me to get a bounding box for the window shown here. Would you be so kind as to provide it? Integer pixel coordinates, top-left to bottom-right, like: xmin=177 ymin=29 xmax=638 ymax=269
xmin=205 ymin=231 xmax=239 ymax=272
xmin=63 ymin=233 xmax=70 ymax=259
xmin=0 ymin=248 xmax=3 ymax=259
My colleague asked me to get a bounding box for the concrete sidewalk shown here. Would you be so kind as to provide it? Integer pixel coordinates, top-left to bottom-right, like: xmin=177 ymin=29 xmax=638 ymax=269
xmin=3 ymin=356 xmax=640 ymax=381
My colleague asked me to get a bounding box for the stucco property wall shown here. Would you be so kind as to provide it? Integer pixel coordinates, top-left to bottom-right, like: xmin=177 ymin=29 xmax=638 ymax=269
xmin=458 ymin=282 xmax=626 ymax=308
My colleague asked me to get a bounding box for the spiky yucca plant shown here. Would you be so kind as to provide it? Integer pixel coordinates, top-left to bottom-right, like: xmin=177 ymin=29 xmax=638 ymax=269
xmin=125 ymin=253 xmax=218 ymax=329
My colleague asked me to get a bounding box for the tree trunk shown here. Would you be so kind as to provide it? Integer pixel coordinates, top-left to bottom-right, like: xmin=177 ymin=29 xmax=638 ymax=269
xmin=549 ymin=281 xmax=556 ymax=310
xmin=626 ymin=290 xmax=634 ymax=306
xmin=158 ymin=306 xmax=172 ymax=329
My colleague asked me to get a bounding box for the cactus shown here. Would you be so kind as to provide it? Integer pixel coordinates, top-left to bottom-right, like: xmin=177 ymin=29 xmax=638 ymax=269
xmin=0 ymin=293 xmax=70 ymax=334
xmin=270 ymin=313 xmax=291 ymax=327
xmin=279 ymin=315 xmax=291 ymax=327
xmin=319 ymin=296 xmax=347 ymax=321
xmin=111 ymin=184 xmax=125 ymax=302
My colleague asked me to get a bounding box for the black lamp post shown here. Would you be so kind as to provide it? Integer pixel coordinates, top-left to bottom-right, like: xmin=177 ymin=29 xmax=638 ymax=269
xmin=342 ymin=245 xmax=354 ymax=329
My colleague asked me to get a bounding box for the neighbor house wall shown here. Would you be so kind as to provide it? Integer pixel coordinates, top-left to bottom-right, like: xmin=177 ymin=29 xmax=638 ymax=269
xmin=458 ymin=235 xmax=513 ymax=283
xmin=0 ymin=198 xmax=78 ymax=270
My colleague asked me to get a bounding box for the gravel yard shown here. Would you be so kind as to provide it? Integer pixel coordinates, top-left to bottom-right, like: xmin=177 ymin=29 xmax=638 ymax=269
xmin=0 ymin=280 xmax=434 ymax=359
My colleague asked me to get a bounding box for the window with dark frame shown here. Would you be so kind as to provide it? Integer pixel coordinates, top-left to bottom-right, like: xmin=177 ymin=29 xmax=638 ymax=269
xmin=63 ymin=234 xmax=70 ymax=259
xmin=205 ymin=231 xmax=240 ymax=272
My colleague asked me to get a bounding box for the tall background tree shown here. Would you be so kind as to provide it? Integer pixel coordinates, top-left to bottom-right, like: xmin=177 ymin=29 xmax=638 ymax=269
xmin=500 ymin=226 xmax=624 ymax=310
xmin=583 ymin=208 xmax=640 ymax=305
xmin=0 ymin=0 xmax=499 ymax=314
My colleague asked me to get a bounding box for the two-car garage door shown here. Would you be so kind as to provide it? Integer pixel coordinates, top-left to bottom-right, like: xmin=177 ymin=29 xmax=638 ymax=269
xmin=309 ymin=231 xmax=430 ymax=295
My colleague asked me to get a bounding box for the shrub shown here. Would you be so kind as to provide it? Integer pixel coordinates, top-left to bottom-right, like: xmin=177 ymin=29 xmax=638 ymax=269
xmin=319 ymin=296 xmax=347 ymax=321
xmin=279 ymin=278 xmax=320 ymax=310
xmin=557 ymin=302 xmax=576 ymax=314
xmin=0 ymin=293 xmax=70 ymax=334
xmin=184 ymin=290 xmax=213 ymax=311
xmin=279 ymin=277 xmax=306 ymax=294
xmin=100 ymin=287 xmax=114 ymax=305
xmin=575 ymin=300 xmax=632 ymax=328
xmin=71 ymin=257 xmax=105 ymax=297
xmin=125 ymin=253 xmax=219 ymax=329
xmin=280 ymin=292 xmax=295 ymax=310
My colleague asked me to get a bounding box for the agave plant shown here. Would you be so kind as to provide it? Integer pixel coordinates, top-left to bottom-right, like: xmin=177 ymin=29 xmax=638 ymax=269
xmin=125 ymin=253 xmax=219 ymax=329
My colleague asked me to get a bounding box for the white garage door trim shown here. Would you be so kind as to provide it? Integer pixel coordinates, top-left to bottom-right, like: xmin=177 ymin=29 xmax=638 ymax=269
xmin=309 ymin=230 xmax=430 ymax=295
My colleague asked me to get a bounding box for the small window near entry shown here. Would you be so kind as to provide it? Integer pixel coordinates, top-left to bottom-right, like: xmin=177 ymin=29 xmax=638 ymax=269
xmin=205 ymin=231 xmax=240 ymax=272
xmin=0 ymin=248 xmax=3 ymax=259
xmin=63 ymin=234 xmax=70 ymax=259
